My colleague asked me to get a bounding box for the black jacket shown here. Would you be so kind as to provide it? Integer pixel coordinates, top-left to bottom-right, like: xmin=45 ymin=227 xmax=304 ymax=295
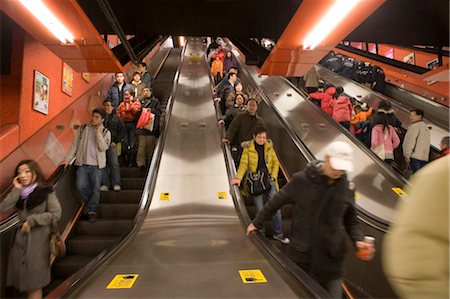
xmin=104 ymin=113 xmax=125 ymax=144
xmin=253 ymin=161 xmax=363 ymax=281
xmin=226 ymin=112 xmax=265 ymax=146
xmin=136 ymin=96 xmax=162 ymax=137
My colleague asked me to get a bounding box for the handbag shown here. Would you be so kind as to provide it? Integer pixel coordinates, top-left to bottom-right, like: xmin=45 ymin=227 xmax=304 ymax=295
xmin=49 ymin=219 xmax=66 ymax=257
xmin=246 ymin=170 xmax=271 ymax=196
xmin=136 ymin=108 xmax=155 ymax=131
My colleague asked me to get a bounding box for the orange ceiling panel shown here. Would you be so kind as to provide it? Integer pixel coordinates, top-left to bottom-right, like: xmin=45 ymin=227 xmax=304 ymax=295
xmin=260 ymin=0 xmax=386 ymax=77
xmin=0 ymin=0 xmax=123 ymax=73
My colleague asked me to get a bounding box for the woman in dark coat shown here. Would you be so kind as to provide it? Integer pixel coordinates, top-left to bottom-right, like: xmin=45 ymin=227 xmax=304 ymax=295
xmin=0 ymin=160 xmax=61 ymax=299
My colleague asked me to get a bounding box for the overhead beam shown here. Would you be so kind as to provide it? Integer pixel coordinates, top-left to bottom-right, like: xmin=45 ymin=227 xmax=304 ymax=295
xmin=0 ymin=0 xmax=123 ymax=73
xmin=259 ymin=0 xmax=386 ymax=77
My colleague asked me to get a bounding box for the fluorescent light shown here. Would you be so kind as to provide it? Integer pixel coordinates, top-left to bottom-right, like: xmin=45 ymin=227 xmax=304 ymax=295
xmin=18 ymin=0 xmax=74 ymax=44
xmin=303 ymin=0 xmax=361 ymax=50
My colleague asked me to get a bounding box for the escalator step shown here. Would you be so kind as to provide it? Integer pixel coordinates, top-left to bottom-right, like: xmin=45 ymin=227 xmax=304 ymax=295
xmin=121 ymin=178 xmax=145 ymax=190
xmin=76 ymin=219 xmax=132 ymax=236
xmin=52 ymin=255 xmax=94 ymax=279
xmin=99 ymin=203 xmax=139 ymax=218
xmin=67 ymin=235 xmax=116 ymax=256
xmin=120 ymin=167 xmax=147 ymax=178
xmin=101 ymin=190 xmax=142 ymax=204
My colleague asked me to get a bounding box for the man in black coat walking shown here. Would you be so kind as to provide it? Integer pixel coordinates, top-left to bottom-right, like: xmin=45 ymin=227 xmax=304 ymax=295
xmin=247 ymin=141 xmax=375 ymax=298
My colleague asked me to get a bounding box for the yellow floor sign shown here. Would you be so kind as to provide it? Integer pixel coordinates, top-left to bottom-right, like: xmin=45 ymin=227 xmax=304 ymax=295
xmin=392 ymin=187 xmax=407 ymax=196
xmin=217 ymin=192 xmax=227 ymax=200
xmin=239 ymin=269 xmax=267 ymax=284
xmin=160 ymin=192 xmax=170 ymax=200
xmin=106 ymin=274 xmax=139 ymax=289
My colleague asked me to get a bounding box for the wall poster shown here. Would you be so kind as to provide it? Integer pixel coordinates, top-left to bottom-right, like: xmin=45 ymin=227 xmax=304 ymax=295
xmin=403 ymin=53 xmax=415 ymax=65
xmin=33 ymin=70 xmax=50 ymax=115
xmin=62 ymin=62 xmax=74 ymax=96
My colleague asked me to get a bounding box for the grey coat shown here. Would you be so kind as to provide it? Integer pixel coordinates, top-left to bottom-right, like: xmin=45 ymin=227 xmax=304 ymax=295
xmin=0 ymin=187 xmax=62 ymax=292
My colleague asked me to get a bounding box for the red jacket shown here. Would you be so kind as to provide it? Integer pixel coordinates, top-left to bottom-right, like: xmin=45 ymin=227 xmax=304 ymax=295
xmin=116 ymin=99 xmax=141 ymax=122
xmin=309 ymin=87 xmax=335 ymax=116
xmin=330 ymin=95 xmax=352 ymax=122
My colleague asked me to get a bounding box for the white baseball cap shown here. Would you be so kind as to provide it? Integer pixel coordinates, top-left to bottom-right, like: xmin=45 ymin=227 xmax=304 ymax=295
xmin=325 ymin=141 xmax=354 ymax=172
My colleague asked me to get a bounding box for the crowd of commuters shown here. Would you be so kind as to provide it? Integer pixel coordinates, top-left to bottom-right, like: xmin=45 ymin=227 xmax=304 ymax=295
xmin=305 ymin=75 xmax=447 ymax=174
xmin=208 ymin=43 xmax=375 ymax=297
xmin=62 ymin=63 xmax=160 ymax=222
xmin=320 ymin=51 xmax=386 ymax=92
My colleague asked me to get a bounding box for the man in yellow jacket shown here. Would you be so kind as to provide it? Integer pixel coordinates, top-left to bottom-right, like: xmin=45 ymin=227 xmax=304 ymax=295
xmin=231 ymin=127 xmax=289 ymax=244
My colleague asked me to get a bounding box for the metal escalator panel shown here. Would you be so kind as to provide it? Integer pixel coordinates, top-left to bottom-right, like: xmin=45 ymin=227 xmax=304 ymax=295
xmin=70 ymin=38 xmax=309 ymax=298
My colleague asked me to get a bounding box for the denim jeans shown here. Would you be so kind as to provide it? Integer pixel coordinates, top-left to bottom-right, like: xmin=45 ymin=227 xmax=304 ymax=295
xmin=76 ymin=165 xmax=102 ymax=215
xmin=252 ymin=180 xmax=283 ymax=237
xmin=102 ymin=146 xmax=121 ymax=187
xmin=410 ymin=158 xmax=427 ymax=173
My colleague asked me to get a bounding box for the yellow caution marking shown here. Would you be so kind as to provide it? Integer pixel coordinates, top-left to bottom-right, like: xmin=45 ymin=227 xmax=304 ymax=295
xmin=188 ymin=55 xmax=201 ymax=61
xmin=217 ymin=192 xmax=227 ymax=200
xmin=239 ymin=269 xmax=267 ymax=284
xmin=160 ymin=192 xmax=170 ymax=200
xmin=106 ymin=274 xmax=139 ymax=289
xmin=392 ymin=187 xmax=407 ymax=196
xmin=355 ymin=192 xmax=361 ymax=200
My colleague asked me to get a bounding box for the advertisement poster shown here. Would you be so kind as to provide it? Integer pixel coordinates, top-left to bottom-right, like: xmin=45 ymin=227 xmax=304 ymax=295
xmin=62 ymin=62 xmax=74 ymax=96
xmin=426 ymin=58 xmax=439 ymax=70
xmin=368 ymin=43 xmax=377 ymax=54
xmin=384 ymin=48 xmax=394 ymax=59
xmin=33 ymin=70 xmax=49 ymax=115
xmin=403 ymin=53 xmax=415 ymax=65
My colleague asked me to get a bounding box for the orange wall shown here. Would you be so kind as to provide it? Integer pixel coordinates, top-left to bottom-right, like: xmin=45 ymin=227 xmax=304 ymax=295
xmin=18 ymin=33 xmax=105 ymax=144
xmin=367 ymin=44 xmax=449 ymax=69
xmin=0 ymin=26 xmax=24 ymax=127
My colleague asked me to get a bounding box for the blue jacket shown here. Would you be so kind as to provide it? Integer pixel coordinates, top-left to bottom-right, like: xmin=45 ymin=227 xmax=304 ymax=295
xmin=107 ymin=82 xmax=133 ymax=108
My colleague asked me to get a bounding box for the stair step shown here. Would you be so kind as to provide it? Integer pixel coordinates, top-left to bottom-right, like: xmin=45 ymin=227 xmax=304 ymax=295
xmin=52 ymin=255 xmax=94 ymax=279
xmin=77 ymin=219 xmax=132 ymax=236
xmin=99 ymin=203 xmax=139 ymax=218
xmin=67 ymin=235 xmax=117 ymax=256
xmin=121 ymin=178 xmax=145 ymax=190
xmin=120 ymin=167 xmax=147 ymax=178
xmin=101 ymin=190 xmax=142 ymax=204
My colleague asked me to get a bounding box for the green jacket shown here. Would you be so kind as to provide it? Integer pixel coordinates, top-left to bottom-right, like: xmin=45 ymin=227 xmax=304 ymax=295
xmin=235 ymin=140 xmax=280 ymax=191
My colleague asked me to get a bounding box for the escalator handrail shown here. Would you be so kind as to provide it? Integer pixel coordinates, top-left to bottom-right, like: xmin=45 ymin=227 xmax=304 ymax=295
xmin=45 ymin=46 xmax=185 ymax=299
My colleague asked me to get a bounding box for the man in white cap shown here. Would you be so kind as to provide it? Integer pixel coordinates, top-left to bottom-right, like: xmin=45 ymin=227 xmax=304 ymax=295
xmin=247 ymin=141 xmax=374 ymax=298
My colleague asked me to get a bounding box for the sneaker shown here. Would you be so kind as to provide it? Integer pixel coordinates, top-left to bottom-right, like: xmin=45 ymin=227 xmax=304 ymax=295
xmin=273 ymin=235 xmax=290 ymax=244
xmin=100 ymin=185 xmax=109 ymax=192
xmin=88 ymin=212 xmax=97 ymax=222
xmin=113 ymin=185 xmax=121 ymax=192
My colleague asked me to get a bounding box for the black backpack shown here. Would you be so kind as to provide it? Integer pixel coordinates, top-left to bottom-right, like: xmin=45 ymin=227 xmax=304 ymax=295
xmin=246 ymin=170 xmax=271 ymax=196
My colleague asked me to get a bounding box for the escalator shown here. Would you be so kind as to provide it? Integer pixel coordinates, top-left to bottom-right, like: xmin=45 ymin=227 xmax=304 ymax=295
xmin=0 ymin=42 xmax=182 ymax=299
xmin=229 ymin=40 xmax=400 ymax=298
xmin=316 ymin=65 xmax=448 ymax=155
xmin=62 ymin=37 xmax=328 ymax=299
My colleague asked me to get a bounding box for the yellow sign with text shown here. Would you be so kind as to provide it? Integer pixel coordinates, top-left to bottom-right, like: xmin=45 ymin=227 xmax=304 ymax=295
xmin=392 ymin=187 xmax=407 ymax=196
xmin=239 ymin=269 xmax=267 ymax=284
xmin=217 ymin=192 xmax=227 ymax=200
xmin=160 ymin=192 xmax=170 ymax=200
xmin=106 ymin=274 xmax=139 ymax=289
xmin=355 ymin=192 xmax=361 ymax=200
